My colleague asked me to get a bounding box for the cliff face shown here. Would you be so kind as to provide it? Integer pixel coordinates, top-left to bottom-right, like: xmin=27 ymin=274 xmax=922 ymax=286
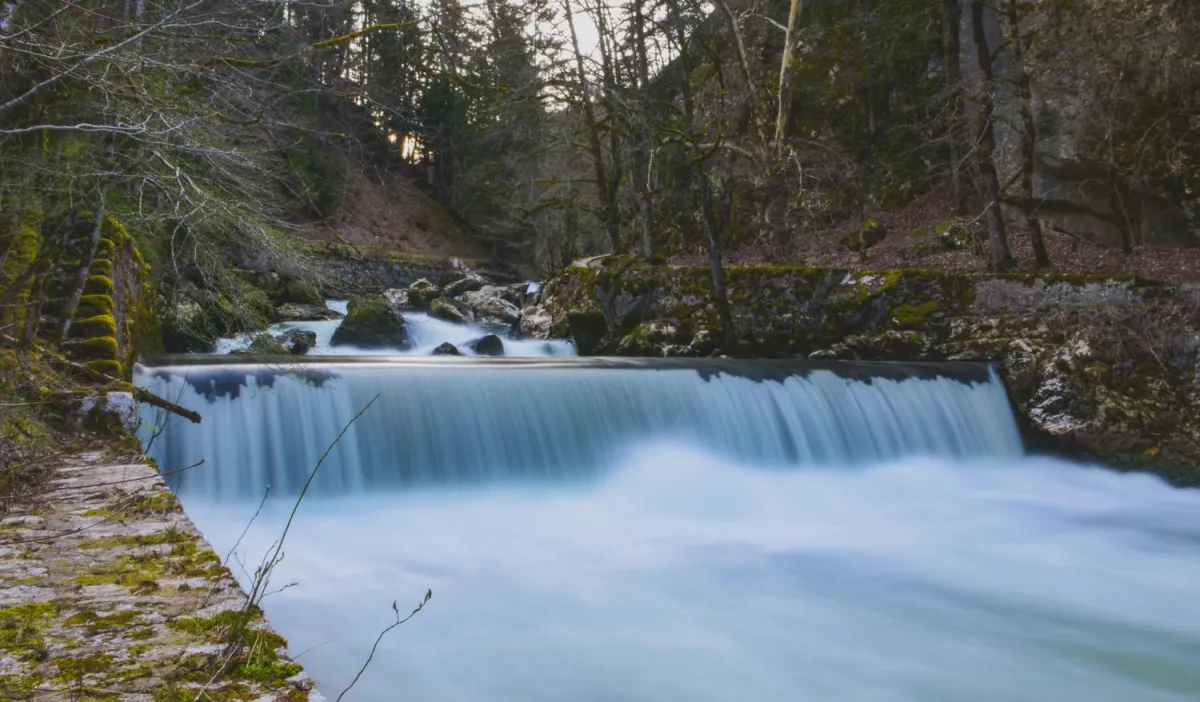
xmin=542 ymin=258 xmax=1200 ymax=483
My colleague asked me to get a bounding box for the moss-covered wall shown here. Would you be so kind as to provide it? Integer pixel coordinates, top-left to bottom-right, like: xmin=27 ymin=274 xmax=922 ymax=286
xmin=541 ymin=257 xmax=1153 ymax=356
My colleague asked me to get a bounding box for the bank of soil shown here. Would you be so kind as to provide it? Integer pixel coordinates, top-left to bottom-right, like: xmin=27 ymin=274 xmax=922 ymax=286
xmin=0 ymin=451 xmax=316 ymax=701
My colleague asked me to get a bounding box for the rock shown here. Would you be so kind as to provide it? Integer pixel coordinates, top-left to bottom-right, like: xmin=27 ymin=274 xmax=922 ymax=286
xmin=841 ymin=219 xmax=887 ymax=253
xmin=429 ymin=297 xmax=470 ymax=324
xmin=432 ymin=342 xmax=461 ymax=356
xmin=469 ymin=334 xmax=505 ymax=356
xmin=461 ymin=288 xmax=521 ymax=324
xmin=160 ymin=298 xmax=215 ymax=353
xmin=282 ymin=279 xmax=324 ymax=306
xmin=276 ymin=329 xmax=317 ymax=355
xmin=231 ymin=333 xmax=290 ymax=355
xmin=330 ymin=295 xmax=409 ymax=348
xmin=443 ymin=272 xmax=489 ymax=298
xmin=615 ymin=319 xmax=689 ymax=356
xmin=73 ymin=391 xmax=139 ymax=433
xmin=518 ymin=305 xmax=553 ymax=339
xmin=383 ymin=288 xmax=411 ymax=312
xmin=408 ymin=278 xmax=442 ymax=310
xmin=275 ymin=303 xmax=343 ymax=322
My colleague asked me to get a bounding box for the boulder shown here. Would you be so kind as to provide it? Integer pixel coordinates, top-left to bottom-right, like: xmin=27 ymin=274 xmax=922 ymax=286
xmin=232 ymin=333 xmax=290 ymax=355
xmin=432 ymin=342 xmax=462 ymax=356
xmin=160 ymin=298 xmax=215 ymax=353
xmin=429 ymin=297 xmax=470 ymax=324
xmin=276 ymin=329 xmax=318 ymax=355
xmin=330 ymin=295 xmax=409 ymax=348
xmin=461 ymin=288 xmax=521 ymax=324
xmin=275 ymin=303 xmax=343 ymax=322
xmin=383 ymin=287 xmax=411 ymax=312
xmin=281 ymin=279 xmax=324 ymax=306
xmin=443 ymin=272 xmax=489 ymax=298
xmin=469 ymin=334 xmax=505 ymax=356
xmin=408 ymin=278 xmax=442 ymax=310
xmin=518 ymin=305 xmax=553 ymax=339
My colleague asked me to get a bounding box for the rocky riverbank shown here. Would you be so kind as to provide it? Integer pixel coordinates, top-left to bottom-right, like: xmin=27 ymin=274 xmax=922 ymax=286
xmin=541 ymin=257 xmax=1200 ymax=485
xmin=0 ymin=450 xmax=317 ymax=700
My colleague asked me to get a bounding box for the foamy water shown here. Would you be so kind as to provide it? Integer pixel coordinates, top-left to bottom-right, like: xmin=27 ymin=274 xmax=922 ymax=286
xmin=177 ymin=445 xmax=1200 ymax=702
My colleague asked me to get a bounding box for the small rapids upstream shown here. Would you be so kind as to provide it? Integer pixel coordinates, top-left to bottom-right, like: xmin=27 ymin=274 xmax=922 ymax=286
xmin=135 ymin=352 xmax=1200 ymax=701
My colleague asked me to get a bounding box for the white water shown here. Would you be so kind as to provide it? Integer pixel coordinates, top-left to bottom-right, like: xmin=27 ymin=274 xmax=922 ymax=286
xmin=135 ymin=360 xmax=1200 ymax=701
xmin=180 ymin=448 xmax=1200 ymax=702
xmin=214 ymin=299 xmax=576 ymax=357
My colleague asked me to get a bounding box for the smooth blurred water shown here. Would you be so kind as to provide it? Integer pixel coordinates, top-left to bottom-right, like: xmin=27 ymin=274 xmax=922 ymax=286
xmin=134 ymin=359 xmax=1200 ymax=702
xmin=179 ymin=447 xmax=1200 ymax=702
xmin=214 ymin=299 xmax=575 ymax=357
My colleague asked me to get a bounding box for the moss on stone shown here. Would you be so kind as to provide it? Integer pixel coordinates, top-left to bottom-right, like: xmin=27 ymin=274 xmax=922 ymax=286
xmin=75 ymin=294 xmax=114 ymax=319
xmin=77 ymin=335 xmax=119 ymax=360
xmin=84 ymin=274 xmax=115 ymax=296
xmin=68 ymin=314 xmax=118 ymax=339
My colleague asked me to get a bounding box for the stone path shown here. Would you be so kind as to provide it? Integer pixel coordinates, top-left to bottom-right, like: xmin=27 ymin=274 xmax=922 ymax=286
xmin=0 ymin=452 xmax=319 ymax=701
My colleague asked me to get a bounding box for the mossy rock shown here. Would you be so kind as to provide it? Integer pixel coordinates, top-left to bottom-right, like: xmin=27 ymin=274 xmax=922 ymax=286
xmin=408 ymin=278 xmax=441 ymax=310
xmin=282 ymin=279 xmax=324 ymax=306
xmin=240 ymin=286 xmax=275 ymax=324
xmin=75 ymin=294 xmax=115 ymax=319
xmin=89 ymin=258 xmax=113 ymax=277
xmin=429 ymin=297 xmax=469 ymax=324
xmin=69 ymin=314 xmax=118 ymax=339
xmin=94 ymin=238 xmax=116 ymax=258
xmin=82 ymin=359 xmax=122 ymax=379
xmin=231 ymin=333 xmax=290 ymax=355
xmin=331 ymin=295 xmax=409 ymax=349
xmin=889 ymin=301 xmax=945 ymax=327
xmin=75 ymin=335 xmax=120 ymax=361
xmin=83 ymin=274 xmax=114 ymax=296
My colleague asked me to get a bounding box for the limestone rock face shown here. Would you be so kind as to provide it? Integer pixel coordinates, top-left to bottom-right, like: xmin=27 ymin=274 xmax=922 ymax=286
xmin=331 ymin=295 xmax=409 ymax=349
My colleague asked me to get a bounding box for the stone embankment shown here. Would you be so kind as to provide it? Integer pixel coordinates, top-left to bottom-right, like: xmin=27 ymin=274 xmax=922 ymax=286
xmin=0 ymin=451 xmax=317 ymax=701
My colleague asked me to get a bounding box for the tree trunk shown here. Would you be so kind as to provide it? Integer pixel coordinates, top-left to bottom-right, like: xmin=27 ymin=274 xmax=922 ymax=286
xmin=942 ymin=0 xmax=966 ymax=213
xmin=698 ymin=170 xmax=735 ymax=348
xmin=563 ymin=0 xmax=619 ymax=251
xmin=969 ymin=0 xmax=1014 ymax=270
xmin=774 ymin=0 xmax=803 ymax=153
xmin=1003 ymin=0 xmax=1050 ymax=267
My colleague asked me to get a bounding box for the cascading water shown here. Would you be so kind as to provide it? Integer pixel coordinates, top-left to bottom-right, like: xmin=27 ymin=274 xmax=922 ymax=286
xmin=214 ymin=299 xmax=576 ymax=357
xmin=134 ymin=357 xmax=1200 ymax=702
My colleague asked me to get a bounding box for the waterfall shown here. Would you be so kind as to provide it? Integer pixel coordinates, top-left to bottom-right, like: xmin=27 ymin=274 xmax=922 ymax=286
xmin=135 ymin=359 xmax=1023 ymax=500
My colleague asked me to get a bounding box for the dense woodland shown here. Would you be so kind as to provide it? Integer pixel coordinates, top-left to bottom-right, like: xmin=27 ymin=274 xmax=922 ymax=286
xmin=2 ymin=0 xmax=1199 ymax=348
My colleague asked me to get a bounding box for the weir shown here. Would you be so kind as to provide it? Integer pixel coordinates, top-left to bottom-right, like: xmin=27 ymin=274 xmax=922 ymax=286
xmin=134 ymin=358 xmax=1023 ymax=500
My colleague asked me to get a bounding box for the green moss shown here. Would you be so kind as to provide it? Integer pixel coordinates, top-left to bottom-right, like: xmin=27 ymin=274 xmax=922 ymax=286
xmin=62 ymin=609 xmax=140 ymax=634
xmin=68 ymin=314 xmax=118 ymax=339
xmin=84 ymin=274 xmax=114 ymax=296
xmin=75 ymin=294 xmax=114 ymax=318
xmin=72 ymin=535 xmax=225 ymax=588
xmin=82 ymin=359 xmax=122 ymax=378
xmin=0 ymin=601 xmax=57 ymax=660
xmin=89 ymin=258 xmax=113 ymax=276
xmin=77 ymin=335 xmax=119 ymax=360
xmin=54 ymin=652 xmax=114 ymax=683
xmin=888 ymin=301 xmax=945 ymax=326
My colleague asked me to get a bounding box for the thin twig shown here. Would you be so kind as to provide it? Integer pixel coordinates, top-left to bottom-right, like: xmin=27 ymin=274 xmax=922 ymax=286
xmin=336 ymin=590 xmax=432 ymax=702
